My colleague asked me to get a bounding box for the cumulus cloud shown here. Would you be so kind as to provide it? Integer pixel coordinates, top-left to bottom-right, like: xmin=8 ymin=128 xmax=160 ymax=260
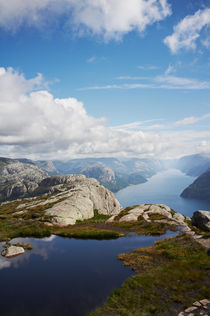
xmin=0 ymin=0 xmax=171 ymax=40
xmin=175 ymin=113 xmax=210 ymax=126
xmin=164 ymin=8 xmax=210 ymax=53
xmin=1 ymin=67 xmax=210 ymax=160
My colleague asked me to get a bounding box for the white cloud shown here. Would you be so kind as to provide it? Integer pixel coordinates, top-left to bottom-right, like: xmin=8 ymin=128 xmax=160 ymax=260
xmin=175 ymin=113 xmax=210 ymax=126
xmin=80 ymin=74 xmax=210 ymax=90
xmin=164 ymin=64 xmax=176 ymax=75
xmin=0 ymin=257 xmax=11 ymax=270
xmin=0 ymin=0 xmax=171 ymax=40
xmin=154 ymin=74 xmax=210 ymax=89
xmin=1 ymin=67 xmax=210 ymax=160
xmin=201 ymin=37 xmax=210 ymax=49
xmin=164 ymin=8 xmax=210 ymax=53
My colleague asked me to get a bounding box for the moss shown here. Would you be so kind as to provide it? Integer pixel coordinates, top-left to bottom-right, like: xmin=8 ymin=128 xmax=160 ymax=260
xmin=108 ymin=219 xmax=177 ymax=236
xmin=76 ymin=209 xmax=111 ymax=224
xmin=148 ymin=213 xmax=169 ymax=220
xmin=89 ymin=234 xmax=210 ymax=316
xmin=0 ymin=199 xmax=177 ymax=241
xmin=15 ymin=242 xmax=33 ymax=250
xmin=51 ymin=225 xmax=123 ymax=240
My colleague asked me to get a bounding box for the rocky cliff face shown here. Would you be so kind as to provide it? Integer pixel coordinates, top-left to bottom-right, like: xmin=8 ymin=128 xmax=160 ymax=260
xmin=42 ymin=175 xmax=122 ymax=225
xmin=0 ymin=157 xmax=48 ymax=201
xmin=181 ymin=169 xmax=210 ymax=200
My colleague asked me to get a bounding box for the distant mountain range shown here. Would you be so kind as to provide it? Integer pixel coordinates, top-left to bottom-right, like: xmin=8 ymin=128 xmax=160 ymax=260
xmin=175 ymin=153 xmax=210 ymax=177
xmin=2 ymin=153 xmax=210 ymax=202
xmin=0 ymin=156 xmax=164 ymax=202
xmin=52 ymin=157 xmax=163 ymax=192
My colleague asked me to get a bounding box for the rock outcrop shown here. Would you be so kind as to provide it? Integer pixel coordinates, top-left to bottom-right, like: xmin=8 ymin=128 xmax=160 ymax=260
xmin=178 ymin=299 xmax=210 ymax=316
xmin=1 ymin=245 xmax=25 ymax=258
xmin=43 ymin=175 xmax=122 ymax=226
xmin=0 ymin=157 xmax=48 ymax=201
xmin=107 ymin=204 xmax=186 ymax=226
xmin=192 ymin=210 xmax=210 ymax=231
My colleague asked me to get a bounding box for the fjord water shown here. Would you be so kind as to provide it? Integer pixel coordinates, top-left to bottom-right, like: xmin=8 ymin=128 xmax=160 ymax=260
xmin=116 ymin=168 xmax=210 ymax=217
xmin=0 ymin=232 xmax=177 ymax=316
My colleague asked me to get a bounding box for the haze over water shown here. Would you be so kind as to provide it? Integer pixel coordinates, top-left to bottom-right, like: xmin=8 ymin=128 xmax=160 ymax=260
xmin=116 ymin=169 xmax=210 ymax=218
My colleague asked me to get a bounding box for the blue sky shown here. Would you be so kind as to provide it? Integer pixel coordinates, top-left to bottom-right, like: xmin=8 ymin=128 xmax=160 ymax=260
xmin=0 ymin=0 xmax=210 ymax=160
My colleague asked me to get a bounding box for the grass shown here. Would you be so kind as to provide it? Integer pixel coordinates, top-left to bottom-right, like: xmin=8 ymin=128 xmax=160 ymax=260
xmin=76 ymin=209 xmax=111 ymax=224
xmin=185 ymin=220 xmax=210 ymax=238
xmin=0 ymin=199 xmax=123 ymax=241
xmin=52 ymin=225 xmax=123 ymax=239
xmin=148 ymin=213 xmax=169 ymax=220
xmin=89 ymin=234 xmax=210 ymax=316
xmin=0 ymin=199 xmax=178 ymax=241
xmin=108 ymin=216 xmax=178 ymax=236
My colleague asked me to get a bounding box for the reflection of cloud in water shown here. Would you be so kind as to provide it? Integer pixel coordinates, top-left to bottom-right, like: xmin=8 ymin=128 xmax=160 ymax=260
xmin=0 ymin=257 xmax=11 ymax=270
xmin=42 ymin=235 xmax=56 ymax=242
xmin=4 ymin=236 xmax=58 ymax=269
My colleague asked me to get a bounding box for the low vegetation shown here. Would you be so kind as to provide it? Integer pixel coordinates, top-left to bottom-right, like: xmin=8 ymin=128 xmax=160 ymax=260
xmin=0 ymin=200 xmax=179 ymax=241
xmin=89 ymin=234 xmax=210 ymax=316
xmin=185 ymin=220 xmax=210 ymax=238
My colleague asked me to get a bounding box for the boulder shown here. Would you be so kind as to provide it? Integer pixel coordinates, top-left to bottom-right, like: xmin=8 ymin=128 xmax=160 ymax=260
xmin=192 ymin=210 xmax=210 ymax=231
xmin=1 ymin=245 xmax=25 ymax=258
xmin=45 ymin=176 xmax=122 ymax=226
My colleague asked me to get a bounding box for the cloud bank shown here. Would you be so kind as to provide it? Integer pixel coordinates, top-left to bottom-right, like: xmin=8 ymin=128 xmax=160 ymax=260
xmin=0 ymin=67 xmax=210 ymax=160
xmin=164 ymin=8 xmax=210 ymax=53
xmin=0 ymin=0 xmax=171 ymax=40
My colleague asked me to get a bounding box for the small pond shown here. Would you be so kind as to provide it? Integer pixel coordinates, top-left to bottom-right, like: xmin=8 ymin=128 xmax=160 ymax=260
xmin=0 ymin=231 xmax=177 ymax=316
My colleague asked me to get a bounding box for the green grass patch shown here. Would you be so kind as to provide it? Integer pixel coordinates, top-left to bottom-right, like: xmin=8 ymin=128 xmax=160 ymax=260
xmin=89 ymin=234 xmax=210 ymax=316
xmin=148 ymin=213 xmax=169 ymax=220
xmin=51 ymin=225 xmax=123 ymax=240
xmin=108 ymin=218 xmax=177 ymax=236
xmin=76 ymin=209 xmax=111 ymax=224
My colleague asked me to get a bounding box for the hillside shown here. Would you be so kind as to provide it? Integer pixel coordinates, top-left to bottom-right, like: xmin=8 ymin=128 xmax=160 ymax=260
xmin=0 ymin=157 xmax=47 ymax=202
xmin=181 ymin=169 xmax=210 ymax=200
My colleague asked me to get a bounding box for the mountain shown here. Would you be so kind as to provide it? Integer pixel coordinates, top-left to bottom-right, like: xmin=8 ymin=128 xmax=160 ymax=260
xmin=0 ymin=157 xmax=48 ymax=202
xmin=53 ymin=157 xmax=162 ymax=191
xmin=176 ymin=154 xmax=210 ymax=177
xmin=3 ymin=157 xmax=163 ymax=195
xmin=17 ymin=158 xmax=58 ymax=175
xmin=181 ymin=169 xmax=210 ymax=200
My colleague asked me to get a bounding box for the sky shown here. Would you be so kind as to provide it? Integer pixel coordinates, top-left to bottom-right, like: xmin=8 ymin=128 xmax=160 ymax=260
xmin=0 ymin=0 xmax=210 ymax=160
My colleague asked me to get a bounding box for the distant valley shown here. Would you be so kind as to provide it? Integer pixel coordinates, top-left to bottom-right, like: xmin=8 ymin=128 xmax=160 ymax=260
xmin=1 ymin=153 xmax=210 ymax=203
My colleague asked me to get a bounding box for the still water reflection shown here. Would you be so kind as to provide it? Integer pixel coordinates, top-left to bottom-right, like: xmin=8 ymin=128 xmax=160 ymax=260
xmin=0 ymin=232 xmax=177 ymax=316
